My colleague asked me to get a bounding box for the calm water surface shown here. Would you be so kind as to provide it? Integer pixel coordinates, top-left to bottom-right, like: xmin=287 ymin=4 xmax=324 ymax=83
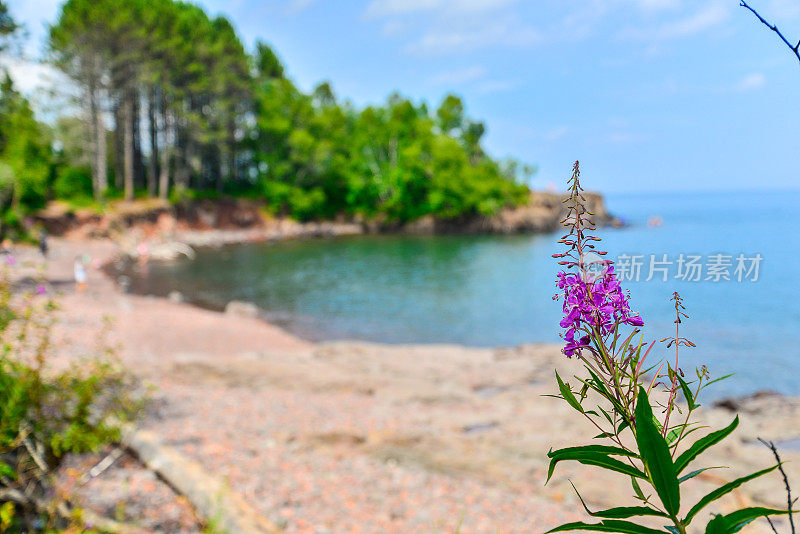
xmin=125 ymin=190 xmax=800 ymax=398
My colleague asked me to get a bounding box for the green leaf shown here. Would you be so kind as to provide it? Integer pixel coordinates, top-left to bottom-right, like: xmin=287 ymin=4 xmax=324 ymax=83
xmin=631 ymin=477 xmax=647 ymax=501
xmin=548 ymin=445 xmax=639 ymax=459
xmin=703 ymin=508 xmax=791 ymax=534
xmin=666 ymin=427 xmax=683 ymax=445
xmin=635 ymin=387 xmax=680 ymax=516
xmin=675 ymin=425 xmax=704 ymax=444
xmin=683 ymin=464 xmax=780 ymax=524
xmin=586 ymin=505 xmax=671 ymax=520
xmin=546 ymin=520 xmax=667 ymax=534
xmin=556 ymin=370 xmax=584 ymax=413
xmin=679 ymin=467 xmax=723 ymax=484
xmin=704 ymin=514 xmax=728 ymax=534
xmin=0 ymin=460 xmax=15 ymax=480
xmin=673 ymin=417 xmax=739 ymax=474
xmin=618 ymin=420 xmax=631 ymax=435
xmin=719 ymin=507 xmax=792 ymax=533
xmin=677 ymin=375 xmax=698 ymax=410
xmin=584 ymin=367 xmax=628 ymax=416
xmin=598 ymin=406 xmax=614 ymax=426
xmin=571 ymin=482 xmax=669 ymax=519
xmin=546 ymin=445 xmax=643 ymax=483
xmin=665 ymin=526 xmax=680 ymax=534
xmin=702 ymin=373 xmax=734 ymax=389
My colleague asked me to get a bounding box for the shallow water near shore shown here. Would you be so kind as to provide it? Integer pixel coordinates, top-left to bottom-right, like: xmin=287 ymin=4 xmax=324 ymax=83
xmin=123 ymin=189 xmax=800 ymax=399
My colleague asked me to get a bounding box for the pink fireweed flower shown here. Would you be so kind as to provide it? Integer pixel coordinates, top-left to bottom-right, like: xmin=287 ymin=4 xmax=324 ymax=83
xmin=4 ymin=256 xmax=15 ymax=266
xmin=556 ymin=266 xmax=643 ymax=357
xmin=35 ymin=284 xmax=47 ymax=295
xmin=553 ymin=162 xmax=643 ymax=357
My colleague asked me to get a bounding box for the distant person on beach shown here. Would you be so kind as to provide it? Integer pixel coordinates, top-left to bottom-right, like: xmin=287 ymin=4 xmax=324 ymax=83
xmin=39 ymin=230 xmax=48 ymax=257
xmin=137 ymin=241 xmax=149 ymax=264
xmin=74 ymin=256 xmax=87 ymax=291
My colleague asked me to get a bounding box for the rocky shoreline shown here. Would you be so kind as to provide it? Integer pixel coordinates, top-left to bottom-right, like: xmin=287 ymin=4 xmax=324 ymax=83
xmin=12 ymin=237 xmax=798 ymax=533
xmin=34 ymin=191 xmax=621 ymax=261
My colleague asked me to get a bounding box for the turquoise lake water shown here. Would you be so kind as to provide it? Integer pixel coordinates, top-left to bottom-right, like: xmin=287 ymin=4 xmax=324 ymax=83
xmin=125 ymin=190 xmax=800 ymax=398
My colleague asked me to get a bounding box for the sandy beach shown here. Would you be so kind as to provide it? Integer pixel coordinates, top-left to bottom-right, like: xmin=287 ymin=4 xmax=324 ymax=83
xmin=13 ymin=236 xmax=800 ymax=533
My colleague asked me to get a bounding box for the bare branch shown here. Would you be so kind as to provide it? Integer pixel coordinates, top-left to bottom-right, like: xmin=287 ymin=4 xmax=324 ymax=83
xmin=758 ymin=437 xmax=796 ymax=534
xmin=78 ymin=447 xmax=125 ymax=486
xmin=740 ymin=1 xmax=800 ymax=64
xmin=767 ymin=515 xmax=781 ymax=534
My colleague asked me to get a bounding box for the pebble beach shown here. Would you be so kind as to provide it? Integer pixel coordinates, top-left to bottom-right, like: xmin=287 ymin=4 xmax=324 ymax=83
xmin=12 ymin=236 xmax=800 ymax=533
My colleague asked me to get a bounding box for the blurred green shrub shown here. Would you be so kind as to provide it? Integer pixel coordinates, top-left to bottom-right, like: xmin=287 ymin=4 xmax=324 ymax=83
xmin=0 ymin=268 xmax=140 ymax=531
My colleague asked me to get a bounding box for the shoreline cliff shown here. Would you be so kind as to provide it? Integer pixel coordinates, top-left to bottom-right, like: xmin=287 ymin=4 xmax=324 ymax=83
xmin=34 ymin=190 xmax=621 ymax=251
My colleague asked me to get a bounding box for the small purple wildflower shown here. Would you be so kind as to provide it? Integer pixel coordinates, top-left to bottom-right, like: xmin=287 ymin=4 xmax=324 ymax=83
xmin=556 ymin=266 xmax=643 ymax=357
xmin=5 ymin=255 xmax=15 ymax=266
xmin=554 ymin=162 xmax=643 ymax=357
xmin=35 ymin=284 xmax=47 ymax=295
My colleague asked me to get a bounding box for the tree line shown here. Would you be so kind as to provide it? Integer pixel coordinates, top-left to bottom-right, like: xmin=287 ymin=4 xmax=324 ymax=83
xmin=1 ymin=0 xmax=535 ymax=233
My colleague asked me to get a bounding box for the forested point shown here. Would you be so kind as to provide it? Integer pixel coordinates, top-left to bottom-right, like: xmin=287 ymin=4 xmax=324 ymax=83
xmin=0 ymin=0 xmax=536 ymax=238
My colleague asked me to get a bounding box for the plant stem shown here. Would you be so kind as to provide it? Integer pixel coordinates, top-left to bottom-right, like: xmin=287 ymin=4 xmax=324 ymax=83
xmin=671 ymin=518 xmax=687 ymax=534
xmin=663 ymin=301 xmax=682 ymax=437
xmin=671 ymin=378 xmax=703 ymax=458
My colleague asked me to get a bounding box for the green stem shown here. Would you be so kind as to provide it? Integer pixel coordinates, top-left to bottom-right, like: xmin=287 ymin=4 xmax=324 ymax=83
xmin=670 ymin=518 xmax=687 ymax=534
xmin=641 ymin=453 xmax=686 ymax=534
xmin=671 ymin=377 xmax=703 ymax=458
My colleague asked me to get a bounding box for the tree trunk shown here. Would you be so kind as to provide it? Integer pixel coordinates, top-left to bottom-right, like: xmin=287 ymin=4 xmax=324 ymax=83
xmin=221 ymin=115 xmax=236 ymax=193
xmin=96 ymin=87 xmax=108 ymax=197
xmin=214 ymin=145 xmax=224 ymax=193
xmin=123 ymin=89 xmax=135 ymax=201
xmin=174 ymin=124 xmax=190 ymax=190
xmin=147 ymin=87 xmax=158 ymax=197
xmin=114 ymin=101 xmax=124 ymax=190
xmin=88 ymin=75 xmax=102 ymax=200
xmin=90 ymin=53 xmax=108 ymax=198
xmin=184 ymin=136 xmax=196 ymax=189
xmin=158 ymin=95 xmax=170 ymax=200
xmin=133 ymin=88 xmax=144 ymax=190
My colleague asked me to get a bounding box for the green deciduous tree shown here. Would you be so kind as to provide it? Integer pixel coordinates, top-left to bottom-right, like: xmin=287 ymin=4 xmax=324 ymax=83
xmin=41 ymin=0 xmax=532 ymax=224
xmin=0 ymin=76 xmax=52 ymax=236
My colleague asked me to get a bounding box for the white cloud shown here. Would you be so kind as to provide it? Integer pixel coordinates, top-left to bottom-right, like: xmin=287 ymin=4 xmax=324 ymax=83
xmin=366 ymin=0 xmax=438 ymax=17
xmin=406 ymin=18 xmax=541 ymax=55
xmin=735 ymin=72 xmax=766 ymax=91
xmin=429 ymin=65 xmax=486 ymax=85
xmin=544 ymin=126 xmax=569 ymax=141
xmin=608 ymin=131 xmax=640 ymax=143
xmin=370 ymin=0 xmax=733 ymax=61
xmin=286 ymin=0 xmax=316 ymax=14
xmin=427 ymin=66 xmax=516 ymax=94
xmin=366 ymin=0 xmax=538 ymax=56
xmin=767 ymin=0 xmax=800 ymax=19
xmin=0 ymin=57 xmax=62 ymax=95
xmin=660 ymin=3 xmax=728 ymax=38
xmin=629 ymin=0 xmax=681 ymax=11
xmin=365 ymin=0 xmax=518 ymax=18
xmin=619 ymin=2 xmax=729 ymax=41
xmin=7 ymin=0 xmax=62 ymax=57
xmin=475 ymin=78 xmax=517 ymax=94
xmin=0 ymin=57 xmax=77 ymax=122
xmin=381 ymin=19 xmax=409 ymax=37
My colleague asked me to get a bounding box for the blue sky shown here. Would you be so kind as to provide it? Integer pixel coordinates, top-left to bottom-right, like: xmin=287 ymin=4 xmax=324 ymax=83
xmin=6 ymin=0 xmax=800 ymax=193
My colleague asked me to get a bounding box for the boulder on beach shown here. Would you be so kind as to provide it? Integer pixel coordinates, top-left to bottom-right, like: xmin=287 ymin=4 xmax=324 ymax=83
xmin=225 ymin=300 xmax=260 ymax=318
